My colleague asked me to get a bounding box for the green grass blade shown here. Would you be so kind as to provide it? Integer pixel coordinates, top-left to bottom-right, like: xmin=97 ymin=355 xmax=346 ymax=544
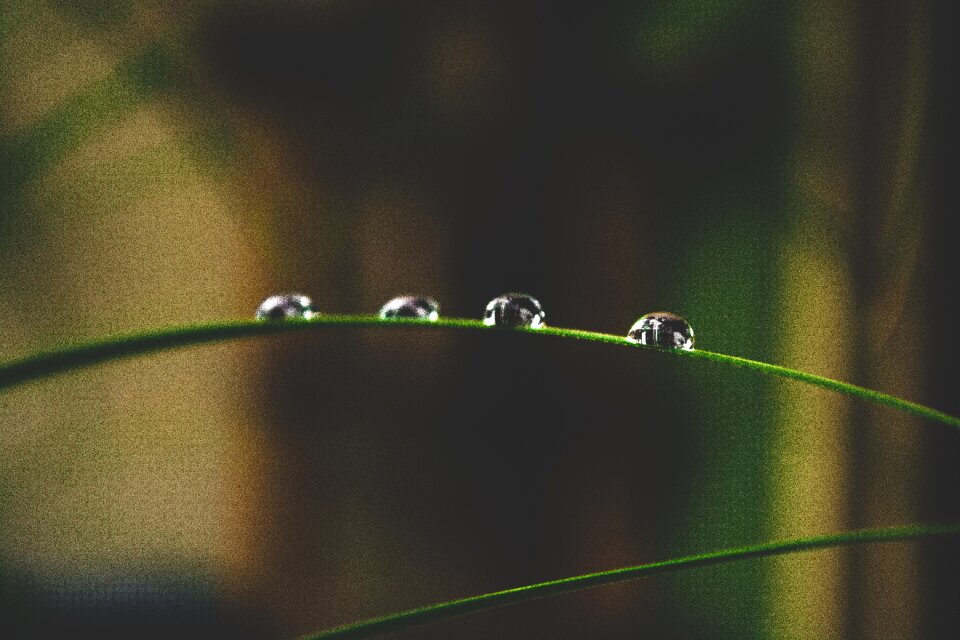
xmin=301 ymin=524 xmax=960 ymax=639
xmin=1 ymin=315 xmax=957 ymax=429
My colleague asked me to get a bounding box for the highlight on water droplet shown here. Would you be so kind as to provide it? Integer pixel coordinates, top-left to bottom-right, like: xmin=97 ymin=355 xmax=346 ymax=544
xmin=379 ymin=295 xmax=440 ymax=321
xmin=626 ymin=311 xmax=694 ymax=350
xmin=483 ymin=293 xmax=545 ymax=329
xmin=255 ymin=293 xmax=317 ymax=320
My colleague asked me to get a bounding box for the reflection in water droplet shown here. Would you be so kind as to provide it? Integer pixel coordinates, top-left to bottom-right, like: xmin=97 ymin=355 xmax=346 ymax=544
xmin=379 ymin=295 xmax=440 ymax=321
xmin=626 ymin=312 xmax=694 ymax=350
xmin=255 ymin=293 xmax=316 ymax=320
xmin=483 ymin=293 xmax=545 ymax=328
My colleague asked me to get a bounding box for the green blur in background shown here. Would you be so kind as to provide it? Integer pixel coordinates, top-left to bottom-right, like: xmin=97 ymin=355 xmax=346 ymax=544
xmin=1 ymin=1 xmax=957 ymax=638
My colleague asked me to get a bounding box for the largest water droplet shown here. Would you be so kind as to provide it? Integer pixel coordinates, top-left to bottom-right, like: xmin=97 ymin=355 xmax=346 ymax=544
xmin=626 ymin=312 xmax=694 ymax=350
xmin=483 ymin=293 xmax=545 ymax=328
xmin=255 ymin=293 xmax=316 ymax=320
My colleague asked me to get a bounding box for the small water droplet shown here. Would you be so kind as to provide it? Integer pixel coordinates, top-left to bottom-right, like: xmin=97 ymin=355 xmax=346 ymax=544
xmin=379 ymin=295 xmax=440 ymax=321
xmin=626 ymin=312 xmax=694 ymax=350
xmin=256 ymin=293 xmax=316 ymax=320
xmin=483 ymin=293 xmax=545 ymax=328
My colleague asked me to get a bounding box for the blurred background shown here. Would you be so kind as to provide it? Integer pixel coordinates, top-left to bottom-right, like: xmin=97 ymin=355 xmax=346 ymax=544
xmin=1 ymin=0 xmax=957 ymax=638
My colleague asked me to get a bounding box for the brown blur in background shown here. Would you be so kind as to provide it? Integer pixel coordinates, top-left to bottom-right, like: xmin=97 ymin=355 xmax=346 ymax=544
xmin=1 ymin=1 xmax=958 ymax=638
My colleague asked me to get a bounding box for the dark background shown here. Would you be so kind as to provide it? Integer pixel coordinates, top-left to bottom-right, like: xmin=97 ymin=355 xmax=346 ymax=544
xmin=1 ymin=0 xmax=957 ymax=638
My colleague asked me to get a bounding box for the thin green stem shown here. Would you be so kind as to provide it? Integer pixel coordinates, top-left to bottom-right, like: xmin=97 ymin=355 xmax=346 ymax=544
xmin=301 ymin=524 xmax=960 ymax=639
xmin=1 ymin=316 xmax=958 ymax=429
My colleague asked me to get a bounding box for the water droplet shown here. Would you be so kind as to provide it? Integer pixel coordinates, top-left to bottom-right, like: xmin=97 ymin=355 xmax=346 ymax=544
xmin=483 ymin=293 xmax=545 ymax=328
xmin=626 ymin=312 xmax=694 ymax=350
xmin=379 ymin=295 xmax=440 ymax=321
xmin=255 ymin=293 xmax=316 ymax=320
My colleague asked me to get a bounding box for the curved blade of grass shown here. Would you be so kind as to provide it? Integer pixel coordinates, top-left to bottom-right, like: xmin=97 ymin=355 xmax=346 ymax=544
xmin=301 ymin=523 xmax=960 ymax=639
xmin=0 ymin=316 xmax=957 ymax=429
